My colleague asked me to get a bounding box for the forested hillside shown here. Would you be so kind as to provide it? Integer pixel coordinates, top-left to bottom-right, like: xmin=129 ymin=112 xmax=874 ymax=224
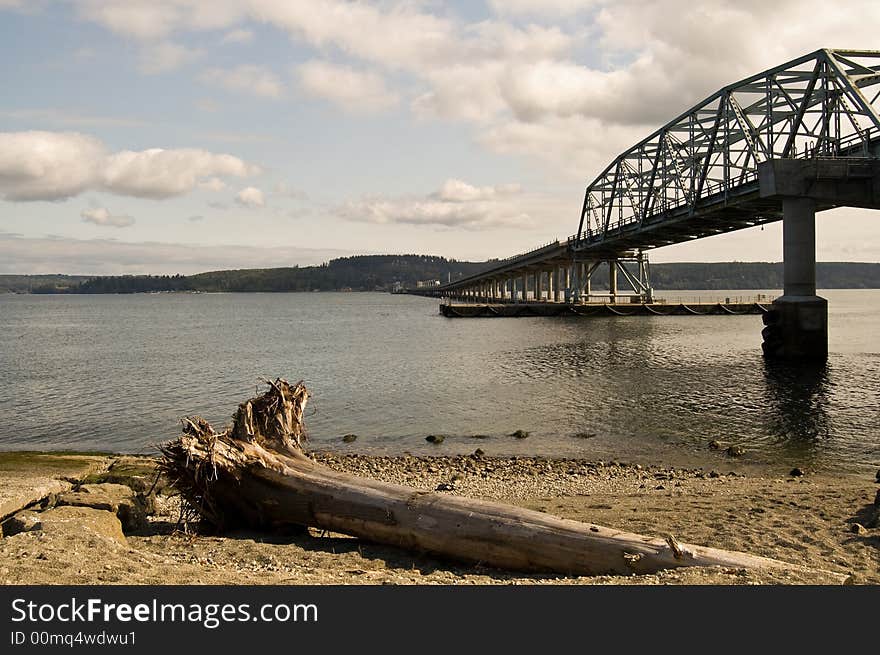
xmin=6 ymin=257 xmax=880 ymax=294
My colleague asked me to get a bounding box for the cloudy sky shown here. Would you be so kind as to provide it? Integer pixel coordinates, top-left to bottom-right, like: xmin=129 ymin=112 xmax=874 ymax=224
xmin=1 ymin=0 xmax=879 ymax=274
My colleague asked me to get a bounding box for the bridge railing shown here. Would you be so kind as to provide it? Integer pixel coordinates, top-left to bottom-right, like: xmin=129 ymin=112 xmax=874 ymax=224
xmin=496 ymin=239 xmax=561 ymax=264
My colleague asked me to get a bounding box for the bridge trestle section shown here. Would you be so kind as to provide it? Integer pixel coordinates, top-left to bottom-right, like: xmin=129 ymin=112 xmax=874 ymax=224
xmin=441 ymin=250 xmax=655 ymax=305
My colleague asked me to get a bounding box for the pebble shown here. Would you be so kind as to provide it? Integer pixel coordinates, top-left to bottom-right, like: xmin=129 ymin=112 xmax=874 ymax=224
xmin=298 ymin=453 xmax=751 ymax=512
xmin=342 ymin=434 xmax=358 ymax=443
xmin=850 ymin=523 xmax=868 ymax=535
xmin=789 ymin=467 xmax=805 ymax=477
xmin=726 ymin=445 xmax=745 ymax=457
xmin=425 ymin=435 xmax=445 ymax=444
xmin=708 ymin=440 xmax=721 ymax=450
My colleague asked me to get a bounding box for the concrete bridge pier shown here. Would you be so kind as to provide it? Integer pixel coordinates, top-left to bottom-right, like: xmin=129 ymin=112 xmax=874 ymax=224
xmin=609 ymin=261 xmax=618 ymax=303
xmin=563 ymin=265 xmax=572 ymax=302
xmin=570 ymin=261 xmax=581 ymax=303
xmin=764 ymin=197 xmax=827 ymax=360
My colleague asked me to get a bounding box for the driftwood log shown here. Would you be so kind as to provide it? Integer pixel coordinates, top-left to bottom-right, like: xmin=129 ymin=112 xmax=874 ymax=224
xmin=159 ymin=379 xmax=846 ymax=579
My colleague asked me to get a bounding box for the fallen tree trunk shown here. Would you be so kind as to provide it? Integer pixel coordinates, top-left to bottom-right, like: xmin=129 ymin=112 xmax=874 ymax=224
xmin=159 ymin=379 xmax=846 ymax=579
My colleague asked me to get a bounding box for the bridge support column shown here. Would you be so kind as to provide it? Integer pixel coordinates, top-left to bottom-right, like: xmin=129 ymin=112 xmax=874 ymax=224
xmin=552 ymin=267 xmax=560 ymax=302
xmin=564 ymin=265 xmax=572 ymax=303
xmin=535 ymin=271 xmax=543 ymax=301
xmin=584 ymin=262 xmax=593 ymax=301
xmin=609 ymin=261 xmax=618 ymax=303
xmin=521 ymin=273 xmax=528 ymax=302
xmin=546 ymin=269 xmax=554 ymax=301
xmin=763 ymin=197 xmax=827 ymax=360
xmin=571 ymin=262 xmax=581 ymax=304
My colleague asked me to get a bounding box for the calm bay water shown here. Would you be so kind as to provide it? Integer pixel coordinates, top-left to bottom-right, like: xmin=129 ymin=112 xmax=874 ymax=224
xmin=0 ymin=290 xmax=878 ymax=473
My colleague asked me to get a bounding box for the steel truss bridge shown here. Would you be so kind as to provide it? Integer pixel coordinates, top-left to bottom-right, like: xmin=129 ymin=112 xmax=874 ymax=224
xmin=421 ymin=49 xmax=880 ymax=310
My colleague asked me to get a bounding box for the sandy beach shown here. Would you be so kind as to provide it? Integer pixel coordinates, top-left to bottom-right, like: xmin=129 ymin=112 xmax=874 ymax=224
xmin=1 ymin=451 xmax=877 ymax=585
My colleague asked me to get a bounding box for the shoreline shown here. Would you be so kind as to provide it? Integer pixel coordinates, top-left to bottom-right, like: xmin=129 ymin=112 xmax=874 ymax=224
xmin=4 ymin=440 xmax=874 ymax=480
xmin=1 ymin=450 xmax=878 ymax=585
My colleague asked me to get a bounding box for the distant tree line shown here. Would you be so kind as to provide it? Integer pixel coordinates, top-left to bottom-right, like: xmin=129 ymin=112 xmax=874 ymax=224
xmin=5 ymin=257 xmax=880 ymax=294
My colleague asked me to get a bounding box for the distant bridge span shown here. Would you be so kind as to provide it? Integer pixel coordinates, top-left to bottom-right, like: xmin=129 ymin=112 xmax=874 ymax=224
xmin=417 ymin=49 xmax=880 ymax=359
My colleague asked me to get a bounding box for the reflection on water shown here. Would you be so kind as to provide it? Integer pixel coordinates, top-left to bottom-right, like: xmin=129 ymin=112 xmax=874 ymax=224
xmin=0 ymin=290 xmax=878 ymax=472
xmin=762 ymin=360 xmax=832 ymax=457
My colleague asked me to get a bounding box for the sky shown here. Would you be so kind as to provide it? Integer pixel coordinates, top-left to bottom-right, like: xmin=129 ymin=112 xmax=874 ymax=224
xmin=1 ymin=0 xmax=879 ymax=275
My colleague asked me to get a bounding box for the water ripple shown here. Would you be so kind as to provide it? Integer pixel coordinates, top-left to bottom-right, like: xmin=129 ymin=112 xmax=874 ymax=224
xmin=0 ymin=291 xmax=878 ymax=470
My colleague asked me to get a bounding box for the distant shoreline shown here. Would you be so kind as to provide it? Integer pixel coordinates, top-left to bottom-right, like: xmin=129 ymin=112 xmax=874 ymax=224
xmin=3 ymin=257 xmax=880 ymax=294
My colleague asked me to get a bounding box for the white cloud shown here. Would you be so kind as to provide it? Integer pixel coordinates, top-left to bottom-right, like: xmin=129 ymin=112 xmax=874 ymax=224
xmin=336 ymin=179 xmax=530 ymax=230
xmin=479 ymin=115 xmax=638 ymax=180
xmin=487 ymin=0 xmax=597 ymax=16
xmin=235 ymin=186 xmax=265 ymax=208
xmin=81 ymin=207 xmax=135 ymax=228
xmin=221 ymin=28 xmax=254 ymax=44
xmin=199 ymin=177 xmax=227 ymax=191
xmin=73 ymin=0 xmax=247 ymax=41
xmin=0 ymin=131 xmax=260 ymax=202
xmin=201 ymin=65 xmax=283 ymax=98
xmin=297 ymin=60 xmax=398 ymax=112
xmin=139 ymin=41 xmax=203 ymax=74
xmin=103 ymin=149 xmax=259 ymax=199
xmin=412 ymin=63 xmax=508 ymax=123
xmin=65 ymin=0 xmax=880 ymax=181
xmin=71 ymin=1 xmax=570 ymax=72
xmin=433 ymin=179 xmax=521 ymax=202
xmin=0 ymin=131 xmax=105 ymax=201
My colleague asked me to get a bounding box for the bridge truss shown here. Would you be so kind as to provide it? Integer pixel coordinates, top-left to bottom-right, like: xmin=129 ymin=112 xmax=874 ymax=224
xmin=576 ymin=49 xmax=880 ymax=248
